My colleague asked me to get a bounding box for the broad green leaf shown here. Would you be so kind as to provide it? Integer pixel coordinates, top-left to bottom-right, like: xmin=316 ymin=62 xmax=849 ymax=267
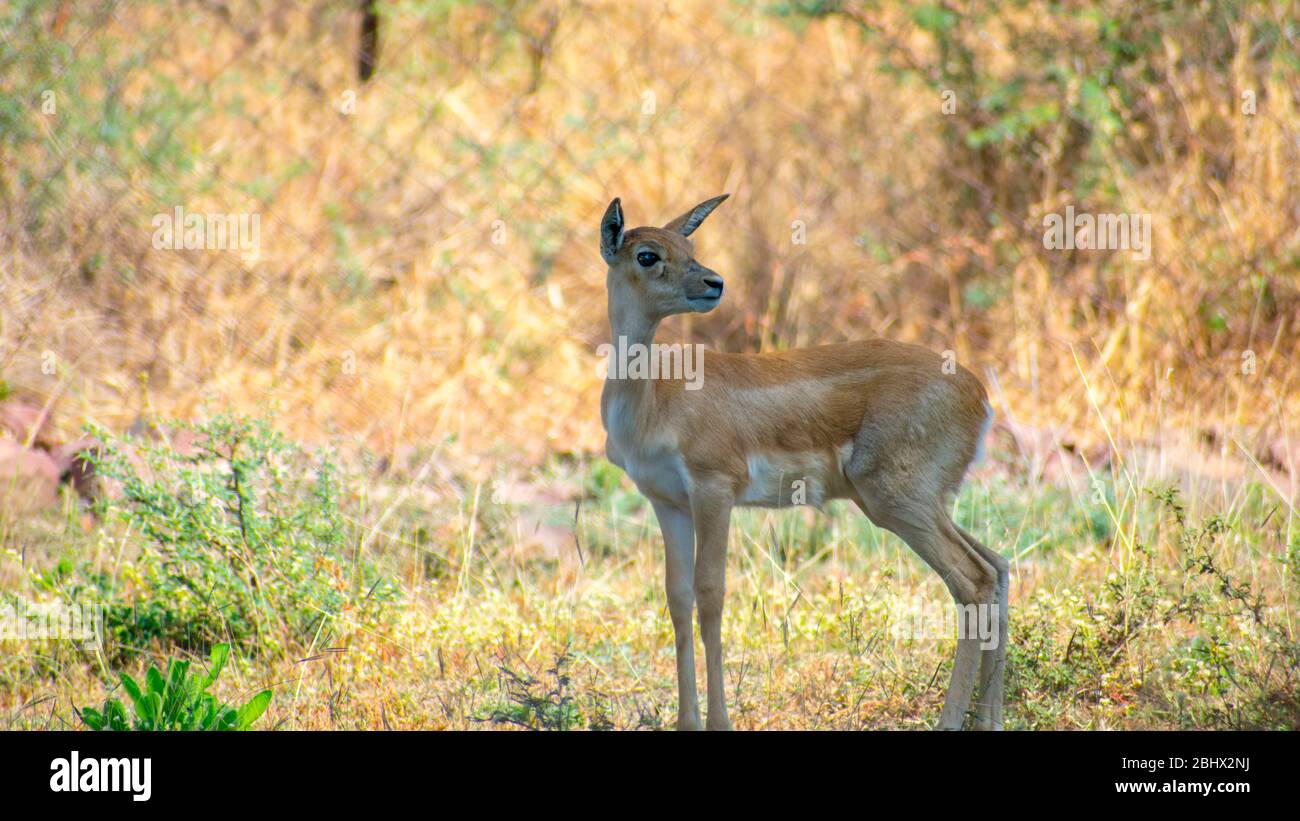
xmin=106 ymin=700 xmax=131 ymax=731
xmin=235 ymin=690 xmax=272 ymax=730
xmin=162 ymin=660 xmax=190 ymax=724
xmin=217 ymin=707 xmax=237 ymax=730
xmin=204 ymin=643 xmax=230 ymax=688
xmin=120 ymin=673 xmax=147 ymax=719
xmin=80 ymin=707 xmax=104 ymax=730
xmin=146 ymin=665 xmax=166 ymax=697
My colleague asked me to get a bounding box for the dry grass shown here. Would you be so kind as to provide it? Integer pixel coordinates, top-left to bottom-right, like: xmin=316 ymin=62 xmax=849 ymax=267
xmin=3 ymin=1 xmax=1297 ymax=457
xmin=2 ymin=430 xmax=1296 ymax=730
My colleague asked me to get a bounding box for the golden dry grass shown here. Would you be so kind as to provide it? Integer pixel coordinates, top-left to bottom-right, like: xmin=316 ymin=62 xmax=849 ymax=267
xmin=2 ymin=1 xmax=1296 ymax=458
xmin=3 ymin=452 xmax=1294 ymax=730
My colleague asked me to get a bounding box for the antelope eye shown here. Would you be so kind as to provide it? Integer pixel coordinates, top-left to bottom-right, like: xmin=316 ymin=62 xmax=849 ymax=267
xmin=636 ymin=251 xmax=659 ymax=267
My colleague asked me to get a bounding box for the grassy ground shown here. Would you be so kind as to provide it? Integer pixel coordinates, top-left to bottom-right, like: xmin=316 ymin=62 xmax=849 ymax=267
xmin=2 ymin=420 xmax=1295 ymax=731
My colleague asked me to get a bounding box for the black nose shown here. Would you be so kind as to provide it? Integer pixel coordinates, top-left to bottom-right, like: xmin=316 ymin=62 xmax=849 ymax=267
xmin=703 ymin=275 xmax=724 ymax=292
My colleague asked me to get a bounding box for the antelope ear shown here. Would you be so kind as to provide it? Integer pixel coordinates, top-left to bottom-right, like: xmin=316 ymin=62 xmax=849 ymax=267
xmin=600 ymin=198 xmax=625 ymax=263
xmin=663 ymin=194 xmax=729 ymax=237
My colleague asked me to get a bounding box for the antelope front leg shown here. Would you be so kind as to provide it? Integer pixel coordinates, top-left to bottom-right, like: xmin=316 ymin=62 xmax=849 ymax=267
xmin=690 ymin=480 xmax=734 ymax=730
xmin=651 ymin=500 xmax=701 ymax=730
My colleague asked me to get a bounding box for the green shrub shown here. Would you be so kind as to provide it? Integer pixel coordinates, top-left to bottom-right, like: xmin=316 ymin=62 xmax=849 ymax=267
xmin=78 ymin=415 xmax=396 ymax=658
xmin=1008 ymin=486 xmax=1300 ymax=729
xmin=80 ymin=643 xmax=271 ymax=731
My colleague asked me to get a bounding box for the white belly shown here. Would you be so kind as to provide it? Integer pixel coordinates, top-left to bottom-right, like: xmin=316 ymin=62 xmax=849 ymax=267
xmin=737 ymin=444 xmax=857 ymax=509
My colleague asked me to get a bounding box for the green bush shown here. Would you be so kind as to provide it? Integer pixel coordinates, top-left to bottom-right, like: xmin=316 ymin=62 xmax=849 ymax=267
xmin=77 ymin=415 xmax=396 ymax=658
xmin=80 ymin=643 xmax=271 ymax=731
xmin=1008 ymin=486 xmax=1300 ymax=729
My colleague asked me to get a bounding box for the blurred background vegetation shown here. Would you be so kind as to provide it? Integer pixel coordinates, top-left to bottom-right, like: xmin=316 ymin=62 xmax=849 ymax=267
xmin=1 ymin=0 xmax=1297 ymax=729
xmin=2 ymin=0 xmax=1296 ymax=459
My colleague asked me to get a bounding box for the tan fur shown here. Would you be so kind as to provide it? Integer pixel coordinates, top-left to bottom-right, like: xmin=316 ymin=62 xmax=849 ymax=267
xmin=598 ymin=197 xmax=1008 ymax=730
